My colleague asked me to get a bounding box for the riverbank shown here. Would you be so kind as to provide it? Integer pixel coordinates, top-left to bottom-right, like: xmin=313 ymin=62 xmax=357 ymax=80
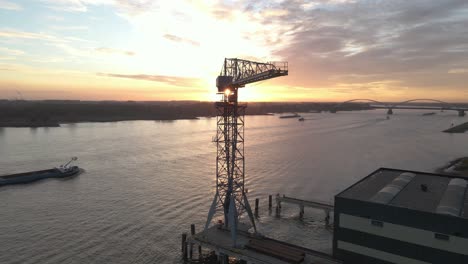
xmin=0 ymin=120 xmax=60 ymax=128
xmin=436 ymin=157 xmax=468 ymax=177
xmin=0 ymin=100 xmax=371 ymax=127
xmin=443 ymin=122 xmax=468 ymax=133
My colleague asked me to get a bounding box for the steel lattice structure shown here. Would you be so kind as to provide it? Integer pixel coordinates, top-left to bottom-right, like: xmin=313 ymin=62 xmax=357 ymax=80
xmin=205 ymin=58 xmax=288 ymax=246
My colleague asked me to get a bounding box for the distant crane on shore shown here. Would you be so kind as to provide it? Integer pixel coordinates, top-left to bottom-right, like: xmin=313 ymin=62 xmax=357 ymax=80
xmin=205 ymin=58 xmax=288 ymax=246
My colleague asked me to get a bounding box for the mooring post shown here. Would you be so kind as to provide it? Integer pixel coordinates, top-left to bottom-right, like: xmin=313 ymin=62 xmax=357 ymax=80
xmin=182 ymin=233 xmax=187 ymax=261
xmin=182 ymin=233 xmax=187 ymax=252
xmin=299 ymin=204 xmax=304 ymax=218
xmin=255 ymin=198 xmax=259 ymax=217
xmin=190 ymin=224 xmax=195 ymax=260
xmin=325 ymin=210 xmax=330 ymax=226
xmin=268 ymin=195 xmax=272 ymax=210
xmin=219 ymin=253 xmax=229 ymax=264
xmin=275 ymin=193 xmax=281 ymax=217
xmin=198 ymin=246 xmax=202 ymax=260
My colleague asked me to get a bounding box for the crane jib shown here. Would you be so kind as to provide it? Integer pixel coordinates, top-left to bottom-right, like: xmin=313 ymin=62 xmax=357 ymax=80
xmin=216 ymin=58 xmax=288 ymax=92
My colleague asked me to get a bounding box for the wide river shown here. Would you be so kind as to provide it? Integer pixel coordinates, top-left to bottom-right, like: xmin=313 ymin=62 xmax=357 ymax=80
xmin=0 ymin=109 xmax=466 ymax=263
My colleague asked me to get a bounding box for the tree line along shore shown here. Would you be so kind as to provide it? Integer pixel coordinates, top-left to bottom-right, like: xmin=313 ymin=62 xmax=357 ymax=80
xmin=0 ymin=100 xmax=371 ymax=127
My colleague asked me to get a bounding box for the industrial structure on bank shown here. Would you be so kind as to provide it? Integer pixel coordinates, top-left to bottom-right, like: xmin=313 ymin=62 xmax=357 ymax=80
xmin=181 ymin=58 xmax=468 ymax=264
xmin=335 ymin=168 xmax=468 ymax=264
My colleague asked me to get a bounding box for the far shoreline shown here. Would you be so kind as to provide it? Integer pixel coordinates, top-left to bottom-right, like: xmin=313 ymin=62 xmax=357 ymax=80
xmin=0 ymin=117 xmax=201 ymax=128
xmin=0 ymin=100 xmax=371 ymax=128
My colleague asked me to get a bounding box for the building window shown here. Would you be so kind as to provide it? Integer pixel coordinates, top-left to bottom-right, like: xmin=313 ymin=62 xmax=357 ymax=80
xmin=434 ymin=233 xmax=450 ymax=241
xmin=371 ymin=220 xmax=384 ymax=227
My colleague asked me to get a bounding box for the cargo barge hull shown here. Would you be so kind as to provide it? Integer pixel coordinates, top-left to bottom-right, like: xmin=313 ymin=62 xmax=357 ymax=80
xmin=0 ymin=166 xmax=80 ymax=186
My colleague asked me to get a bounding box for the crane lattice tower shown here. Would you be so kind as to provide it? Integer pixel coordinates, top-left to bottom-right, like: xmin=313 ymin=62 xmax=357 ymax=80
xmin=205 ymin=58 xmax=288 ymax=246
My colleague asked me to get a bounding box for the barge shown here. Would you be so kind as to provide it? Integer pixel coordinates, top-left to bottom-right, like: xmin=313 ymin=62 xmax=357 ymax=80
xmin=0 ymin=157 xmax=80 ymax=186
xmin=279 ymin=113 xmax=300 ymax=119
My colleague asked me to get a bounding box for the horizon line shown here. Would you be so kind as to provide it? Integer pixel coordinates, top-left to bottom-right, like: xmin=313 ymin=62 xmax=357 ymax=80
xmin=2 ymin=99 xmax=468 ymax=104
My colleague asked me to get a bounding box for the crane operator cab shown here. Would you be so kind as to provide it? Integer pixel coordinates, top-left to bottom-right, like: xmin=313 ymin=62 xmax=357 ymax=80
xmin=216 ymin=75 xmax=238 ymax=103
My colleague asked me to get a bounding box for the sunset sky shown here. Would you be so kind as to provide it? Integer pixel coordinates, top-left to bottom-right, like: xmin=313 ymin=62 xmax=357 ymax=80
xmin=0 ymin=0 xmax=467 ymax=102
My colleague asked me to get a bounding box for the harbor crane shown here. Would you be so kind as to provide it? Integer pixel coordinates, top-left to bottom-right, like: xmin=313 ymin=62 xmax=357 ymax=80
xmin=205 ymin=58 xmax=288 ymax=246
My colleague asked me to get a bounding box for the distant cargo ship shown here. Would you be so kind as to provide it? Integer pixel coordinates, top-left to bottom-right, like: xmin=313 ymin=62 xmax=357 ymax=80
xmin=279 ymin=113 xmax=300 ymax=119
xmin=0 ymin=157 xmax=80 ymax=186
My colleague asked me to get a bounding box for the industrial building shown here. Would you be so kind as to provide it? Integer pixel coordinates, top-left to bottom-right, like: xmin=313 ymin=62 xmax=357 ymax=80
xmin=334 ymin=168 xmax=468 ymax=264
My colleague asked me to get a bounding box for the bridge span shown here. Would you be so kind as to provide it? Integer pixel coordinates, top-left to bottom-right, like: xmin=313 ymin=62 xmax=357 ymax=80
xmin=332 ymin=98 xmax=467 ymax=116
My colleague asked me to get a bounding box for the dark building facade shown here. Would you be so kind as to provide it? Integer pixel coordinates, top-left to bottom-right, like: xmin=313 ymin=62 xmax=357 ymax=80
xmin=333 ymin=168 xmax=468 ymax=264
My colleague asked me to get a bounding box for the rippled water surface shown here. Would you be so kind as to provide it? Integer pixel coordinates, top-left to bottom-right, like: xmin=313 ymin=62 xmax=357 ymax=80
xmin=0 ymin=110 xmax=466 ymax=263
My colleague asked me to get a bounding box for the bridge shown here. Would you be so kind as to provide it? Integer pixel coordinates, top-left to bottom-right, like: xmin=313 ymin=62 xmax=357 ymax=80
xmin=332 ymin=99 xmax=467 ymax=116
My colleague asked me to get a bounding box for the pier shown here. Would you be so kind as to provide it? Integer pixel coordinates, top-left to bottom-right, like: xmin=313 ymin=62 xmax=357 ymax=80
xmin=183 ymin=224 xmax=342 ymax=264
xmin=182 ymin=194 xmax=339 ymax=263
xmin=275 ymin=194 xmax=334 ymax=226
